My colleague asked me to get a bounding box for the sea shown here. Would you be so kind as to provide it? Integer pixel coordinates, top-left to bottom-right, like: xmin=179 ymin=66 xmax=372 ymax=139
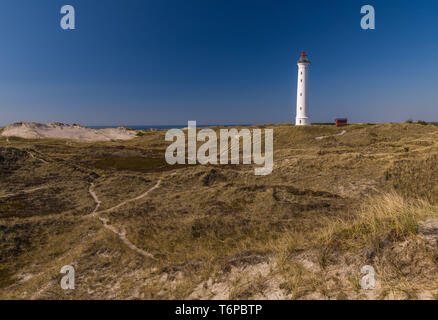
xmin=87 ymin=125 xmax=249 ymax=130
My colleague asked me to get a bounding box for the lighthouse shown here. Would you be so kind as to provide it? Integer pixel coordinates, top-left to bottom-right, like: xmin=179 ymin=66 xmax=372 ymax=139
xmin=295 ymin=51 xmax=311 ymax=126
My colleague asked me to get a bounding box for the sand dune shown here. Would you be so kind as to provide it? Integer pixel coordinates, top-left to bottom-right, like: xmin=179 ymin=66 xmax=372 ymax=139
xmin=1 ymin=122 xmax=137 ymax=142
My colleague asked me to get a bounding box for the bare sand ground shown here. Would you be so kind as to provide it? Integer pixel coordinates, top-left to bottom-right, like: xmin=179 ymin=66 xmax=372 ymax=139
xmin=1 ymin=122 xmax=137 ymax=142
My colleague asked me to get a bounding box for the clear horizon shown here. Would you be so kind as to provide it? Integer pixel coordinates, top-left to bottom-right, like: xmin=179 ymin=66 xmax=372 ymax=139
xmin=1 ymin=0 xmax=438 ymax=126
xmin=4 ymin=120 xmax=438 ymax=130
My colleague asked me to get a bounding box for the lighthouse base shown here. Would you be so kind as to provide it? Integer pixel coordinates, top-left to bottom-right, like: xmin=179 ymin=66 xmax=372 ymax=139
xmin=295 ymin=117 xmax=310 ymax=126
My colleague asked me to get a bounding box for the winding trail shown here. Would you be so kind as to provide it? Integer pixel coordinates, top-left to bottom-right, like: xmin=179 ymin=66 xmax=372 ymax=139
xmin=27 ymin=151 xmax=49 ymax=163
xmin=315 ymin=130 xmax=347 ymax=140
xmin=88 ymin=179 xmax=161 ymax=259
xmin=0 ymin=185 xmax=50 ymax=199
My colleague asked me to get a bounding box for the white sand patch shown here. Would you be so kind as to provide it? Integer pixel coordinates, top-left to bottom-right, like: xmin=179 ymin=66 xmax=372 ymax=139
xmin=1 ymin=122 xmax=137 ymax=142
xmin=315 ymin=130 xmax=347 ymax=140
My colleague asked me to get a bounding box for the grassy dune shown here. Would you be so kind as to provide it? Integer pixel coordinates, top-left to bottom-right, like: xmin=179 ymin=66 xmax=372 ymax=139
xmin=1 ymin=123 xmax=438 ymax=299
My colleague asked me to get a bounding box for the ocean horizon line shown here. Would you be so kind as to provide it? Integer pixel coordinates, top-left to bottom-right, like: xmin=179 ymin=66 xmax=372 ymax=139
xmin=87 ymin=124 xmax=253 ymax=130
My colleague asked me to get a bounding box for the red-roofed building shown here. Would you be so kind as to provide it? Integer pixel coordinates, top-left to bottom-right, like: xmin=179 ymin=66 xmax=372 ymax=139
xmin=335 ymin=118 xmax=348 ymax=126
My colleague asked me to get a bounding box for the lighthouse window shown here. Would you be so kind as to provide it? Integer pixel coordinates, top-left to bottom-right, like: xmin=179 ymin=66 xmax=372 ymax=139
xmin=300 ymin=79 xmax=302 ymax=82
xmin=300 ymin=93 xmax=302 ymax=96
xmin=300 ymin=107 xmax=302 ymax=110
xmin=301 ymin=72 xmax=302 ymax=75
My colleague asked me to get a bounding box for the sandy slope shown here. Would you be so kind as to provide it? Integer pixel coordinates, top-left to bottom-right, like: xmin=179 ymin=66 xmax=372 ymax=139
xmin=1 ymin=122 xmax=137 ymax=142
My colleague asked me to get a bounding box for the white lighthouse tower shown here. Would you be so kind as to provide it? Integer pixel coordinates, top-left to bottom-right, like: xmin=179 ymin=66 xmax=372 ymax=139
xmin=295 ymin=51 xmax=311 ymax=126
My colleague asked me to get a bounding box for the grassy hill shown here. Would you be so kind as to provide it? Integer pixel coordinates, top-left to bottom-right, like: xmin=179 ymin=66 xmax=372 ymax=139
xmin=1 ymin=123 xmax=438 ymax=299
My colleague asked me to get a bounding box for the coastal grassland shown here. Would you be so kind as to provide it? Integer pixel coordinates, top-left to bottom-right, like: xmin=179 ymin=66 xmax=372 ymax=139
xmin=277 ymin=193 xmax=438 ymax=300
xmin=1 ymin=123 xmax=438 ymax=299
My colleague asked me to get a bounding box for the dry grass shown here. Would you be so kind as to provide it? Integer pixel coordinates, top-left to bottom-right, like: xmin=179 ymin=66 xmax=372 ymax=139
xmin=2 ymin=123 xmax=438 ymax=299
xmin=319 ymin=193 xmax=437 ymax=252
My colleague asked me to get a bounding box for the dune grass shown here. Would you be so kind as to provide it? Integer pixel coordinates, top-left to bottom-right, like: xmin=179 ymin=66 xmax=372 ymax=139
xmin=319 ymin=193 xmax=437 ymax=252
xmin=2 ymin=123 xmax=438 ymax=299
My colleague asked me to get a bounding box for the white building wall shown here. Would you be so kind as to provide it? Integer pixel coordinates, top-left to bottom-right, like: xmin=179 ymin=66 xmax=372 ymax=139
xmin=296 ymin=62 xmax=310 ymax=126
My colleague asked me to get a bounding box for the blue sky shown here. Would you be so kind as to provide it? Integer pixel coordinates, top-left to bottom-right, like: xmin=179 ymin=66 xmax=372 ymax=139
xmin=0 ymin=0 xmax=437 ymax=126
